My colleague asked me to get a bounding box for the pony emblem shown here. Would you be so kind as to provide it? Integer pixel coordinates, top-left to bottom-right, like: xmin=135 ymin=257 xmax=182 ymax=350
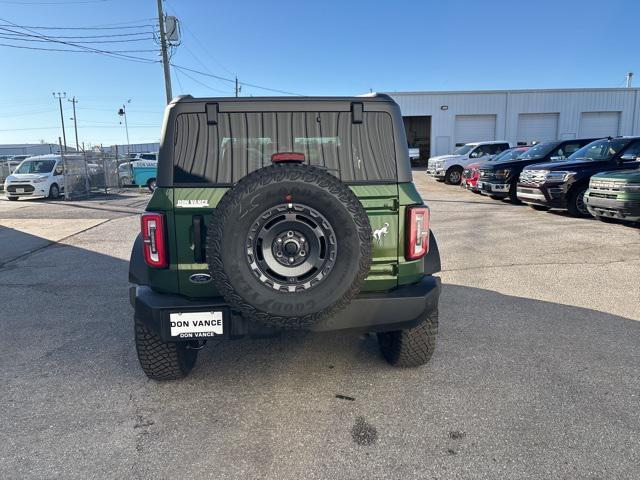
xmin=373 ymin=222 xmax=390 ymax=244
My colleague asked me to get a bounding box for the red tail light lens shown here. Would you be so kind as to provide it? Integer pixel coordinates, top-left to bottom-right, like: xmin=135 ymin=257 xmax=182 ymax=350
xmin=406 ymin=206 xmax=430 ymax=260
xmin=271 ymin=152 xmax=305 ymax=163
xmin=141 ymin=212 xmax=168 ymax=268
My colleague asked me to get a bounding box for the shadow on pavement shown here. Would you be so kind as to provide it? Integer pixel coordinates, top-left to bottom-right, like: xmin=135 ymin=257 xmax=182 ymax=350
xmin=0 ymin=226 xmax=638 ymax=479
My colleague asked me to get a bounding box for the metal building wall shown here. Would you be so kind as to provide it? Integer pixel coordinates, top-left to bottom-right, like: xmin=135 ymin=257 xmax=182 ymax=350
xmin=388 ymin=88 xmax=640 ymax=156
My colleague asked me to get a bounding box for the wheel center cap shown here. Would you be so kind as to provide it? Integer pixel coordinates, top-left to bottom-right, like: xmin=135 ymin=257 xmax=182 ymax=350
xmin=284 ymin=241 xmax=299 ymax=255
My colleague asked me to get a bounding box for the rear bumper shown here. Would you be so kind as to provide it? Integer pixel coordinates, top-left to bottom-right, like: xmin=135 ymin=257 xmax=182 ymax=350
xmin=131 ymin=275 xmax=441 ymax=341
xmin=584 ymin=194 xmax=640 ymax=221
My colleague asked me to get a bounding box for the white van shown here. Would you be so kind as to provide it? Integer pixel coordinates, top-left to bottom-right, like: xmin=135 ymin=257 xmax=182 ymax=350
xmin=3 ymin=155 xmax=65 ymax=201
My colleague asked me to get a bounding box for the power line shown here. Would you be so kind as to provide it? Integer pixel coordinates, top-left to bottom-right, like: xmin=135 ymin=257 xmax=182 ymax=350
xmin=0 ymin=0 xmax=109 ymax=4
xmin=172 ymin=63 xmax=303 ymax=96
xmin=0 ymin=22 xmax=153 ymax=30
xmin=0 ymin=19 xmax=159 ymax=64
xmin=0 ymin=35 xmax=154 ymax=44
xmin=0 ymin=42 xmax=158 ymax=54
xmin=0 ymin=30 xmax=155 ymax=39
xmin=172 ymin=65 xmax=234 ymax=95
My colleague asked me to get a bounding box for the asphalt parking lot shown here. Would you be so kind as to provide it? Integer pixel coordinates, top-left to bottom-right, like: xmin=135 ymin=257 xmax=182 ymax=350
xmin=1 ymin=178 xmax=638 ymax=479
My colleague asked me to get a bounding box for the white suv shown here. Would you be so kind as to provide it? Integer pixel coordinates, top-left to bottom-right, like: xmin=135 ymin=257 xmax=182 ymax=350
xmin=426 ymin=141 xmax=511 ymax=184
xmin=3 ymin=155 xmax=65 ymax=201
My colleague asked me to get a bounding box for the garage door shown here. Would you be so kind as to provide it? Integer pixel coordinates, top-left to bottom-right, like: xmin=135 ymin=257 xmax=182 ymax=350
xmin=454 ymin=115 xmax=496 ymax=146
xmin=578 ymin=112 xmax=620 ymax=138
xmin=516 ymin=113 xmax=559 ymax=144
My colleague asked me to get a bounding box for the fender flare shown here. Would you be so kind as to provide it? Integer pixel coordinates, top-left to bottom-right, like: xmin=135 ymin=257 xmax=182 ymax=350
xmin=424 ymin=230 xmax=441 ymax=275
xmin=129 ymin=234 xmax=149 ymax=285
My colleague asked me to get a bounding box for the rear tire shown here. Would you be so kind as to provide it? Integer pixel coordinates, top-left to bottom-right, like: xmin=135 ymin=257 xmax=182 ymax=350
xmin=134 ymin=320 xmax=198 ymax=380
xmin=445 ymin=167 xmax=463 ymax=185
xmin=377 ymin=309 xmax=438 ymax=367
xmin=508 ymin=183 xmax=520 ymax=203
xmin=529 ymin=204 xmax=550 ymax=211
xmin=567 ymin=185 xmax=589 ymax=217
xmin=48 ymin=183 xmax=60 ymax=200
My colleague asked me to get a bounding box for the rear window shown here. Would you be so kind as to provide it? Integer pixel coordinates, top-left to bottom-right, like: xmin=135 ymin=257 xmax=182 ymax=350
xmin=172 ymin=111 xmax=397 ymax=184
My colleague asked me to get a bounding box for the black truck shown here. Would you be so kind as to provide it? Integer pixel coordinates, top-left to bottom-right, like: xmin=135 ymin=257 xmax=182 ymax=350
xmin=476 ymin=138 xmax=596 ymax=202
xmin=517 ymin=137 xmax=640 ymax=216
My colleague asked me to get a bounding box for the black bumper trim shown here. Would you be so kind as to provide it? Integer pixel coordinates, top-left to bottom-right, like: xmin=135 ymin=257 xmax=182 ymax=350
xmin=131 ymin=275 xmax=441 ymax=340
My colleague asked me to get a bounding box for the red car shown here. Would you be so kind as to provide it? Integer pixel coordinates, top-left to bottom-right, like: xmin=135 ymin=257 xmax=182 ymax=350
xmin=461 ymin=146 xmax=530 ymax=192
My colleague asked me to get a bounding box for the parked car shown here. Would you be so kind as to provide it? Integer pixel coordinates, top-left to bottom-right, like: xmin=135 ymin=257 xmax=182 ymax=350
xmin=408 ymin=148 xmax=421 ymax=164
xmin=129 ymin=94 xmax=442 ymax=380
xmin=125 ymin=152 xmax=158 ymax=162
xmin=517 ymin=137 xmax=640 ymax=216
xmin=426 ymin=141 xmax=511 ymax=184
xmin=3 ymin=155 xmax=65 ymax=200
xmin=477 ymin=138 xmax=596 ymax=202
xmin=118 ymin=159 xmax=157 ymax=191
xmin=584 ymin=169 xmax=640 ymax=224
xmin=461 ymin=146 xmax=530 ymax=192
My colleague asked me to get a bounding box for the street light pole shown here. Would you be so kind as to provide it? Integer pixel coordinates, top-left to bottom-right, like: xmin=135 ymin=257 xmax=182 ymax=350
xmin=53 ymin=92 xmax=67 ymax=151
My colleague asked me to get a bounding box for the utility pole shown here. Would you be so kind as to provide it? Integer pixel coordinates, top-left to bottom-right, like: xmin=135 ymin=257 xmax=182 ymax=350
xmin=156 ymin=0 xmax=173 ymax=104
xmin=626 ymin=72 xmax=634 ymax=88
xmin=53 ymin=92 xmax=67 ymax=151
xmin=68 ymin=96 xmax=80 ymax=151
xmin=235 ymin=76 xmax=240 ymax=97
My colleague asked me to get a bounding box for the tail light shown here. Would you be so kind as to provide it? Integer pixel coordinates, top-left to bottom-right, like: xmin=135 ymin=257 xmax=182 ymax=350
xmin=272 ymin=152 xmax=305 ymax=163
xmin=406 ymin=206 xmax=430 ymax=260
xmin=141 ymin=212 xmax=168 ymax=268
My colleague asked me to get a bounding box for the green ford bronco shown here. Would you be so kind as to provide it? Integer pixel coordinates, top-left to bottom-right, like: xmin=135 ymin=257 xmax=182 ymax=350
xmin=129 ymin=94 xmax=442 ymax=380
xmin=584 ymin=169 xmax=640 ymax=224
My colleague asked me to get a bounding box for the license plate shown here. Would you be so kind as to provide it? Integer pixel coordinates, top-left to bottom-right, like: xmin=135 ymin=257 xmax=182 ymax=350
xmin=169 ymin=311 xmax=223 ymax=339
xmin=476 ymin=181 xmax=483 ymax=189
xmin=16 ymin=188 xmax=24 ymax=193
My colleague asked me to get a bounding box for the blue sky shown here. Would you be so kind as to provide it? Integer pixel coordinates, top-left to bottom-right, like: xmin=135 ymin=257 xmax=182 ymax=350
xmin=0 ymin=0 xmax=637 ymax=146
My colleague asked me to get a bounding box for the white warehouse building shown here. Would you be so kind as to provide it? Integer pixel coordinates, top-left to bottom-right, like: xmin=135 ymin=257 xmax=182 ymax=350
xmin=386 ymin=87 xmax=640 ymax=162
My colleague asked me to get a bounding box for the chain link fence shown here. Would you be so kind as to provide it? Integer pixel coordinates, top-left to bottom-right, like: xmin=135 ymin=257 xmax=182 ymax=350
xmin=61 ymin=151 xmax=125 ymax=199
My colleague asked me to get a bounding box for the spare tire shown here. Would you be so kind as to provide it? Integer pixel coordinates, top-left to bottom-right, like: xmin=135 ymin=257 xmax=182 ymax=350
xmin=206 ymin=164 xmax=372 ymax=329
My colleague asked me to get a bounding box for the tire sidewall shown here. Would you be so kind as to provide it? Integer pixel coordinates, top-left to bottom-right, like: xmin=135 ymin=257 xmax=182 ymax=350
xmin=569 ymin=185 xmax=589 ymax=217
xmin=49 ymin=183 xmax=59 ymax=199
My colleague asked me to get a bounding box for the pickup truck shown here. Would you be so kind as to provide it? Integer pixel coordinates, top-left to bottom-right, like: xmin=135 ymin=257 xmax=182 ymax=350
xmin=426 ymin=141 xmax=511 ymax=184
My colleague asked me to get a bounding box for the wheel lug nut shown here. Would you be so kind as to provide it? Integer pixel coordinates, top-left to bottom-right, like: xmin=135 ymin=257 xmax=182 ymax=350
xmin=289 ymin=257 xmax=294 ymax=263
xmin=276 ymin=251 xmax=282 ymax=257
xmin=300 ymin=237 xmax=305 ymax=243
xmin=287 ymin=231 xmax=293 ymax=237
xmin=299 ymin=251 xmax=305 ymax=256
xmin=277 ymin=238 xmax=283 ymax=243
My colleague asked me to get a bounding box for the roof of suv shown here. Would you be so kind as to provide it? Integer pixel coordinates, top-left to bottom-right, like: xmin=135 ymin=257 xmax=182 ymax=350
xmin=170 ymin=93 xmax=397 ymax=105
xmin=466 ymin=141 xmax=510 ymax=146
